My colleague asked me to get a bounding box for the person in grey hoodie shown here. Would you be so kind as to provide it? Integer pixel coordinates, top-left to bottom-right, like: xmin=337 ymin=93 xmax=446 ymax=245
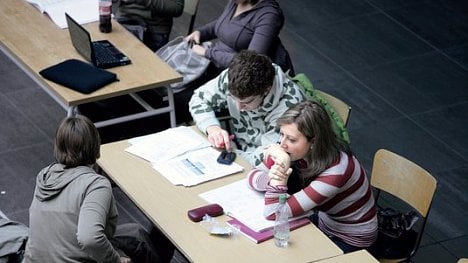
xmin=23 ymin=115 xmax=174 ymax=263
xmin=189 ymin=50 xmax=305 ymax=167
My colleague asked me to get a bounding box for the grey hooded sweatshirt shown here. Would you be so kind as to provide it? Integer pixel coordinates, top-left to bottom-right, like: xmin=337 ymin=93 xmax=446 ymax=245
xmin=23 ymin=163 xmax=121 ymax=263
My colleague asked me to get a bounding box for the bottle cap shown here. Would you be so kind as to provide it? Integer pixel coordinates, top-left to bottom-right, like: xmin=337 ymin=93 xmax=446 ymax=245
xmin=279 ymin=193 xmax=287 ymax=204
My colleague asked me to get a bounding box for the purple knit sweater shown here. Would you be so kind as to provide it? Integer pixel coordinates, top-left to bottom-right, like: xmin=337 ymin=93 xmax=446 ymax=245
xmin=197 ymin=0 xmax=289 ymax=70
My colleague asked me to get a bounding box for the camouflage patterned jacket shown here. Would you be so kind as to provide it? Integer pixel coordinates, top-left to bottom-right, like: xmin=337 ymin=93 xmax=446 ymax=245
xmin=189 ymin=64 xmax=306 ymax=167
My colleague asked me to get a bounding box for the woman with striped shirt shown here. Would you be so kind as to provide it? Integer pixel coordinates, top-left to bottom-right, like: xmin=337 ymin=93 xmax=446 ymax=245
xmin=247 ymin=100 xmax=377 ymax=252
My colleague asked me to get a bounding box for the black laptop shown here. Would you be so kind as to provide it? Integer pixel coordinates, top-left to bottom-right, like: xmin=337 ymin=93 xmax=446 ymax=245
xmin=65 ymin=13 xmax=131 ymax=69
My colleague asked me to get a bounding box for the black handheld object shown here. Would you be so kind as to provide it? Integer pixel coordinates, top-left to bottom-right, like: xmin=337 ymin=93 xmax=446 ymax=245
xmin=217 ymin=150 xmax=236 ymax=165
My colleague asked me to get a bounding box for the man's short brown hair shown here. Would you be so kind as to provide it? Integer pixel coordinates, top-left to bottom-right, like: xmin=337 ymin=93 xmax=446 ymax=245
xmin=228 ymin=50 xmax=275 ymax=99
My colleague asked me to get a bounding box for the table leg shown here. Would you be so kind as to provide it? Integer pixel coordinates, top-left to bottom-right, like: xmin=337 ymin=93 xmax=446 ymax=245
xmin=166 ymin=87 xmax=176 ymax=128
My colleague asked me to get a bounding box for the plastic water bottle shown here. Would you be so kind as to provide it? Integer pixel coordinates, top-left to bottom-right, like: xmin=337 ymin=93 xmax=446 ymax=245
xmin=99 ymin=0 xmax=112 ymax=33
xmin=274 ymin=193 xmax=290 ymax=248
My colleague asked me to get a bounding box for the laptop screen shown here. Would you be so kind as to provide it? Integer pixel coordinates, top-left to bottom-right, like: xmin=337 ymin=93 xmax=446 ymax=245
xmin=65 ymin=13 xmax=94 ymax=63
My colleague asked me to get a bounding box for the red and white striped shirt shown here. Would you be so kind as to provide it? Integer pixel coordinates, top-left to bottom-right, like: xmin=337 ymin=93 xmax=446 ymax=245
xmin=247 ymin=151 xmax=378 ymax=248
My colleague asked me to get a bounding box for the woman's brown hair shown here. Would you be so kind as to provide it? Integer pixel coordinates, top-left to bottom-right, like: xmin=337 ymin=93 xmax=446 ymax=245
xmin=54 ymin=115 xmax=101 ymax=168
xmin=277 ymin=100 xmax=350 ymax=184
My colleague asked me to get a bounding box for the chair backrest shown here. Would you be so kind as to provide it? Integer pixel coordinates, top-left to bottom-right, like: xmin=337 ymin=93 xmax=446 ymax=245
xmin=370 ymin=149 xmax=437 ymax=261
xmin=316 ymin=90 xmax=351 ymax=127
xmin=184 ymin=0 xmax=200 ymax=35
xmin=371 ymin=149 xmax=437 ymax=217
xmin=290 ymin=73 xmax=350 ymax=143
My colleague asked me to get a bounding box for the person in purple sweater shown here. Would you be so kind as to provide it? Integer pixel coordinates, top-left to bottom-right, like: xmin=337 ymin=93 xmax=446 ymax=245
xmin=173 ymin=0 xmax=294 ymax=124
xmin=185 ymin=0 xmax=294 ymax=76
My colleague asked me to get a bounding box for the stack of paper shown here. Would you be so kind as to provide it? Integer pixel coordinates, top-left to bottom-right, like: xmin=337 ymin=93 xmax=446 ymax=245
xmin=126 ymin=126 xmax=243 ymax=187
xmin=126 ymin=126 xmax=211 ymax=164
xmin=199 ymin=179 xmax=313 ymax=233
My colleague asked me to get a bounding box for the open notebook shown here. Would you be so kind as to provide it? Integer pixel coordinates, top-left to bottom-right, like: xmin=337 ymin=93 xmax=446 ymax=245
xmin=26 ymin=0 xmax=99 ymax=29
xmin=125 ymin=126 xmax=243 ymax=187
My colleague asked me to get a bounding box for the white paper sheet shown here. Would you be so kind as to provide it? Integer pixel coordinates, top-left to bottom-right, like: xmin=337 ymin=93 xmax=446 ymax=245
xmin=200 ymin=179 xmax=313 ymax=232
xmin=27 ymin=0 xmax=99 ymax=29
xmin=125 ymin=126 xmax=242 ymax=186
xmin=126 ymin=126 xmax=210 ymax=164
xmin=200 ymin=179 xmax=270 ymax=232
xmin=152 ymin=147 xmax=244 ymax=186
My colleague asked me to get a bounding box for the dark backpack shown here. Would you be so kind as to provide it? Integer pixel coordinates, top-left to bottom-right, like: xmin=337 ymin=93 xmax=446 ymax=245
xmin=369 ymin=207 xmax=420 ymax=259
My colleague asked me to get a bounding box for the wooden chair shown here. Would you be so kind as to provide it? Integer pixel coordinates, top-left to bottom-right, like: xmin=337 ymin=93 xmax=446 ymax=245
xmin=316 ymin=89 xmax=351 ymax=127
xmin=183 ymin=0 xmax=200 ymax=35
xmin=370 ymin=149 xmax=437 ymax=263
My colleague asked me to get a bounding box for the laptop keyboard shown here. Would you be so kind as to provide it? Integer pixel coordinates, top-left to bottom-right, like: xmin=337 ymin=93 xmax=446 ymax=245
xmin=93 ymin=42 xmax=122 ymax=64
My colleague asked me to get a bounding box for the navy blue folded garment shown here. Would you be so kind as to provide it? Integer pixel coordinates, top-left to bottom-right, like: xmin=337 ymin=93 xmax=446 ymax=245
xmin=39 ymin=59 xmax=118 ymax=94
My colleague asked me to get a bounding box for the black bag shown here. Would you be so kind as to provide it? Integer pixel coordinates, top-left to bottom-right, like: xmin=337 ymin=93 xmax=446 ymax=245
xmin=369 ymin=207 xmax=420 ymax=259
xmin=39 ymin=59 xmax=118 ymax=94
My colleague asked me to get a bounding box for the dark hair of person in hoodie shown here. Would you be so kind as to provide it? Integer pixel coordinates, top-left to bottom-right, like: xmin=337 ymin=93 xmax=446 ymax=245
xmin=228 ymin=50 xmax=275 ymax=99
xmin=54 ymin=115 xmax=100 ymax=168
